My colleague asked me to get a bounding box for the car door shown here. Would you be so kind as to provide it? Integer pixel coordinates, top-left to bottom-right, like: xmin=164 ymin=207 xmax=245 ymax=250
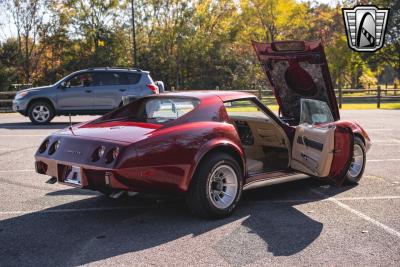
xmin=252 ymin=40 xmax=340 ymax=125
xmin=57 ymin=72 xmax=95 ymax=111
xmin=290 ymin=99 xmax=353 ymax=184
xmin=93 ymin=72 xmax=127 ymax=110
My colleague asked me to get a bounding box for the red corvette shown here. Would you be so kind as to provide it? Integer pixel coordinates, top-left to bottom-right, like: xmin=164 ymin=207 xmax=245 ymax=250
xmin=35 ymin=41 xmax=371 ymax=218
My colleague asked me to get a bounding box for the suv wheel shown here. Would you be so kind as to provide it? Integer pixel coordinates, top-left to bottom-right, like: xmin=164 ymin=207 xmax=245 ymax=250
xmin=186 ymin=153 xmax=243 ymax=219
xmin=28 ymin=101 xmax=55 ymax=124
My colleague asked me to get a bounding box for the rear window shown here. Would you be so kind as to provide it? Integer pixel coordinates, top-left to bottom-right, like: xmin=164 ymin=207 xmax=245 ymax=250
xmin=119 ymin=73 xmax=141 ymax=85
xmin=99 ymin=97 xmax=200 ymax=124
xmin=93 ymin=72 xmax=141 ymax=86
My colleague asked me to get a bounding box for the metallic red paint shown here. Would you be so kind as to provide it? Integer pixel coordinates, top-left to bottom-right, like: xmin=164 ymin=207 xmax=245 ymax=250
xmin=34 ymin=91 xmax=370 ymax=194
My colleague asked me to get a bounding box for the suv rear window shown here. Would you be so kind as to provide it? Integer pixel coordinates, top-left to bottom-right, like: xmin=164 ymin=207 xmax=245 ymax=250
xmin=119 ymin=73 xmax=141 ymax=85
xmin=93 ymin=72 xmax=141 ymax=86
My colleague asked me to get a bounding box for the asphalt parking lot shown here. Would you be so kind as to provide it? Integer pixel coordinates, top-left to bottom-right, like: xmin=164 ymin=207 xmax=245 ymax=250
xmin=0 ymin=110 xmax=399 ymax=266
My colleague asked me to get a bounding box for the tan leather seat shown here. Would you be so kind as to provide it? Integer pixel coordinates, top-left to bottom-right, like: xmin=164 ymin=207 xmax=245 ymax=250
xmin=247 ymin=158 xmax=264 ymax=174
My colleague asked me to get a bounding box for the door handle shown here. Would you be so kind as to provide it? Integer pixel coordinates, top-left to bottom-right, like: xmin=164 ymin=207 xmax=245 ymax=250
xmin=119 ymin=89 xmax=127 ymax=92
xmin=85 ymin=90 xmax=92 ymax=93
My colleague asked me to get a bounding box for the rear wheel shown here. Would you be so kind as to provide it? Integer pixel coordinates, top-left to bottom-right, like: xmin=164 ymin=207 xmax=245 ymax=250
xmin=28 ymin=101 xmax=55 ymax=124
xmin=186 ymin=153 xmax=243 ymax=219
xmin=343 ymin=137 xmax=366 ymax=184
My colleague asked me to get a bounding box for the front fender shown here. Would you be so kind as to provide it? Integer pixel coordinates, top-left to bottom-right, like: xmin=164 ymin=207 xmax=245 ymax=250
xmin=334 ymin=120 xmax=371 ymax=152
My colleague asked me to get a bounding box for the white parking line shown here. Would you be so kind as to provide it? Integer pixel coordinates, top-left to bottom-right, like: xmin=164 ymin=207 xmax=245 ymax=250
xmin=0 ymin=170 xmax=35 ymax=173
xmin=0 ymin=206 xmax=150 ymax=215
xmin=368 ymin=159 xmax=400 ymax=162
xmin=254 ymin=196 xmax=400 ymax=204
xmin=0 ymin=135 xmax=46 ymax=137
xmin=310 ymin=189 xmax=400 ymax=239
xmin=366 ymin=129 xmax=394 ymax=131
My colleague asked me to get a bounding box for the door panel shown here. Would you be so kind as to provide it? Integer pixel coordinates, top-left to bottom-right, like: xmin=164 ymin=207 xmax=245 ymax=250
xmin=328 ymin=126 xmax=354 ymax=185
xmin=94 ymin=85 xmax=124 ymax=109
xmin=57 ymin=72 xmax=95 ymax=110
xmin=291 ymin=124 xmax=335 ymax=177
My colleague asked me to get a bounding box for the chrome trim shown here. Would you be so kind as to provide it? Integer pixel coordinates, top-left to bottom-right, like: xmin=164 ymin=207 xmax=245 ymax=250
xmin=243 ymin=174 xmax=310 ymax=191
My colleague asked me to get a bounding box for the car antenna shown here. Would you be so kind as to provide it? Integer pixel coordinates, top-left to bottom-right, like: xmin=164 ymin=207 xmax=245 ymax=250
xmin=68 ymin=114 xmax=75 ymax=135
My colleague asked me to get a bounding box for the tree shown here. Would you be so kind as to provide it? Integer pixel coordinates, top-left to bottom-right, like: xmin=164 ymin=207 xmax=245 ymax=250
xmin=4 ymin=0 xmax=50 ymax=83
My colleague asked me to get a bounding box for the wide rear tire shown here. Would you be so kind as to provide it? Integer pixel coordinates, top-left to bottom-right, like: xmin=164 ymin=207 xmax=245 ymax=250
xmin=186 ymin=153 xmax=243 ymax=219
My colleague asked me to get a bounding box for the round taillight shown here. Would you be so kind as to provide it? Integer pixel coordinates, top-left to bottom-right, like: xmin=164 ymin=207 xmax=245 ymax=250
xmin=48 ymin=140 xmax=60 ymax=155
xmin=105 ymin=147 xmax=119 ymax=164
xmin=92 ymin=146 xmax=106 ymax=162
xmin=39 ymin=140 xmax=49 ymax=153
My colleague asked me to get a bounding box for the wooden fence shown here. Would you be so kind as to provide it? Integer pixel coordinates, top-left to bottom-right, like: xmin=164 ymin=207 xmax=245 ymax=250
xmin=1 ymin=86 xmax=399 ymax=112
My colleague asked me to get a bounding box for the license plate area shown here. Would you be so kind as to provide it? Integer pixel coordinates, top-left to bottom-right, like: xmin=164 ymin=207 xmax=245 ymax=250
xmin=60 ymin=165 xmax=82 ymax=186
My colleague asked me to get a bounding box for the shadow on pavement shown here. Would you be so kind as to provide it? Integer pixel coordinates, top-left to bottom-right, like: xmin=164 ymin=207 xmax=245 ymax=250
xmin=0 ymin=179 xmax=352 ymax=266
xmin=0 ymin=122 xmax=78 ymax=130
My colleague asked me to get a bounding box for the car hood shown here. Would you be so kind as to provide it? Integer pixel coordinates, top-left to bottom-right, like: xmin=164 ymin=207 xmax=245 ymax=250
xmin=18 ymin=85 xmax=52 ymax=94
xmin=252 ymin=40 xmax=340 ymax=124
xmin=58 ymin=121 xmax=162 ymax=143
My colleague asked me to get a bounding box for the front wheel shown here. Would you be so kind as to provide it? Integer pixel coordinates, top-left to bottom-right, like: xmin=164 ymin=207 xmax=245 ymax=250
xmin=28 ymin=101 xmax=55 ymax=124
xmin=186 ymin=153 xmax=243 ymax=219
xmin=343 ymin=137 xmax=366 ymax=184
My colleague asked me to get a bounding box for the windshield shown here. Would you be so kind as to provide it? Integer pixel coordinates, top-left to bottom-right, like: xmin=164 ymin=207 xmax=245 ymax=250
xmin=98 ymin=97 xmax=200 ymax=124
xmin=299 ymin=98 xmax=334 ymax=125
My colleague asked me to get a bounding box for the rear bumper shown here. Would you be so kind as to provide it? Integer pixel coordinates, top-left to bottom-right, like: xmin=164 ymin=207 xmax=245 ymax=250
xmin=35 ymin=158 xmax=187 ymax=193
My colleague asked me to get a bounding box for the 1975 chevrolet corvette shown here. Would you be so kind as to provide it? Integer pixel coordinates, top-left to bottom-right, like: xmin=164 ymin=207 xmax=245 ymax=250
xmin=35 ymin=40 xmax=371 ymax=218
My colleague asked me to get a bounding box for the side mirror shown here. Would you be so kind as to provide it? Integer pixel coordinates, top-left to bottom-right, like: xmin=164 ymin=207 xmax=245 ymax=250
xmin=60 ymin=81 xmax=67 ymax=89
xmin=155 ymin=81 xmax=165 ymax=93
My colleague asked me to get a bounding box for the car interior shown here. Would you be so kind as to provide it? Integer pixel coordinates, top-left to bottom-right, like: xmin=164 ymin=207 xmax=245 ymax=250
xmin=225 ymin=100 xmax=291 ymax=175
xmin=225 ymin=98 xmax=338 ymax=177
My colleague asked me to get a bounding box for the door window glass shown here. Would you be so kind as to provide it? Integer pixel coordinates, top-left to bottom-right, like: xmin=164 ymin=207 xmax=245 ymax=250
xmin=67 ymin=73 xmax=93 ymax=87
xmin=224 ymin=99 xmax=270 ymax=120
xmin=299 ymin=98 xmax=334 ymax=125
xmin=100 ymin=72 xmax=119 ymax=85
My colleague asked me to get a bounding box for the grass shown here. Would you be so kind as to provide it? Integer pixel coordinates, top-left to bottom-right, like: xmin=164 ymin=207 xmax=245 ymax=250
xmin=228 ymin=102 xmax=400 ymax=113
xmin=340 ymin=103 xmax=400 ymax=110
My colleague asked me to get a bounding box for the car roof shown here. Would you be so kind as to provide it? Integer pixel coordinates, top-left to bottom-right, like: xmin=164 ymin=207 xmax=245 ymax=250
xmin=159 ymin=90 xmax=257 ymax=101
xmin=72 ymin=68 xmax=150 ymax=75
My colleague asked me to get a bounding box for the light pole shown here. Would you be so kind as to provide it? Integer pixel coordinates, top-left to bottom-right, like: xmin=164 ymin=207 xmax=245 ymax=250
xmin=131 ymin=0 xmax=137 ymax=67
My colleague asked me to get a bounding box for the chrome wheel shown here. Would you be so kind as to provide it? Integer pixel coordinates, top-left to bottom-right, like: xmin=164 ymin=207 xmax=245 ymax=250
xmin=32 ymin=105 xmax=50 ymax=122
xmin=347 ymin=144 xmax=364 ymax=178
xmin=208 ymin=164 xmax=238 ymax=209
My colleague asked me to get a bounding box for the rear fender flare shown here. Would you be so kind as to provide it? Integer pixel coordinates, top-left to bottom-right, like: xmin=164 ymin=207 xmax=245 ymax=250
xmin=184 ymin=139 xmax=245 ymax=191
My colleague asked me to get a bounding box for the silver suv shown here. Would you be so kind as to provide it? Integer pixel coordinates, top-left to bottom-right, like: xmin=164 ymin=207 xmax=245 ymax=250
xmin=12 ymin=67 xmax=161 ymax=124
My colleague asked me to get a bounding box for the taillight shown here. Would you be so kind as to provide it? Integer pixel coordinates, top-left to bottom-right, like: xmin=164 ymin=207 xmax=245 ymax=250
xmin=39 ymin=140 xmax=49 ymax=153
xmin=105 ymin=147 xmax=119 ymax=164
xmin=92 ymin=146 xmax=106 ymax=162
xmin=146 ymin=84 xmax=159 ymax=94
xmin=48 ymin=140 xmax=60 ymax=155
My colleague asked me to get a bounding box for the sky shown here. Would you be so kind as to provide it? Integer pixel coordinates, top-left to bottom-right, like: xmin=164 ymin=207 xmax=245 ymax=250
xmin=0 ymin=0 xmax=345 ymax=42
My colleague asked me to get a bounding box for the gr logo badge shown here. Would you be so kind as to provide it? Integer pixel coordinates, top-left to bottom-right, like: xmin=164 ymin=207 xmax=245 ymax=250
xmin=342 ymin=5 xmax=389 ymax=52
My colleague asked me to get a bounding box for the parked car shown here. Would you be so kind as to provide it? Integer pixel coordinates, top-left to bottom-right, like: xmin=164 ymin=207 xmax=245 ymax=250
xmin=13 ymin=67 xmax=161 ymax=124
xmin=34 ymin=40 xmax=371 ymax=218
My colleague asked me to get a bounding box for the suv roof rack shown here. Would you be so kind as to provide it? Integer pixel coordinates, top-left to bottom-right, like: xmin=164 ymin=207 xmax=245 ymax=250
xmin=87 ymin=67 xmax=143 ymax=72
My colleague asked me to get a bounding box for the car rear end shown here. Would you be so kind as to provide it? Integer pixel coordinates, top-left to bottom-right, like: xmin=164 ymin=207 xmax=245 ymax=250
xmin=121 ymin=70 xmax=160 ymax=105
xmin=35 ymin=132 xmax=131 ymax=192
